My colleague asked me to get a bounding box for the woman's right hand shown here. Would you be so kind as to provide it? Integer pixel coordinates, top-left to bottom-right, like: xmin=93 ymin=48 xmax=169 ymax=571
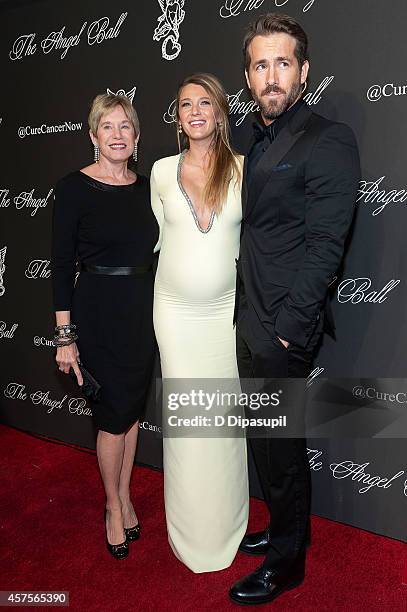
xmin=56 ymin=342 xmax=83 ymax=386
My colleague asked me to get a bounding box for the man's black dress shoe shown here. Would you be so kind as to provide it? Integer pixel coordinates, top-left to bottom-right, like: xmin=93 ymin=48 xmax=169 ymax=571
xmin=239 ymin=526 xmax=311 ymax=556
xmin=239 ymin=527 xmax=272 ymax=555
xmin=229 ymin=561 xmax=305 ymax=605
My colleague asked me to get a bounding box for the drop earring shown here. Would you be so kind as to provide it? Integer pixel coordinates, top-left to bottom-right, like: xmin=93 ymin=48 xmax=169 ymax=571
xmin=178 ymin=123 xmax=183 ymax=133
xmin=133 ymin=142 xmax=138 ymax=162
xmin=94 ymin=144 xmax=100 ymax=163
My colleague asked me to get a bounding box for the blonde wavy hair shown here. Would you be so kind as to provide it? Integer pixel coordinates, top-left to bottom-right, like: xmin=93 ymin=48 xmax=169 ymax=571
xmin=176 ymin=73 xmax=241 ymax=214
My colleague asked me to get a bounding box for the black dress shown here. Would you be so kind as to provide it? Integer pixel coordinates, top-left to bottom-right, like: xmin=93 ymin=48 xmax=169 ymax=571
xmin=51 ymin=170 xmax=158 ymax=434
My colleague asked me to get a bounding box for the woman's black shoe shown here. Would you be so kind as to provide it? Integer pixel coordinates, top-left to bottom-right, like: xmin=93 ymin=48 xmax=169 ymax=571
xmin=104 ymin=509 xmax=129 ymax=559
xmin=106 ymin=539 xmax=129 ymax=559
xmin=124 ymin=523 xmax=141 ymax=542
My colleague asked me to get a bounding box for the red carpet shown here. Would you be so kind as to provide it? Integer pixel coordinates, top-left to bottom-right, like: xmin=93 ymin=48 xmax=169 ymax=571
xmin=0 ymin=424 xmax=405 ymax=611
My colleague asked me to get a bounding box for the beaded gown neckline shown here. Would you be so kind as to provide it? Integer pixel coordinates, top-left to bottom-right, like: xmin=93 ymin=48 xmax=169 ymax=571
xmin=177 ymin=151 xmax=215 ymax=234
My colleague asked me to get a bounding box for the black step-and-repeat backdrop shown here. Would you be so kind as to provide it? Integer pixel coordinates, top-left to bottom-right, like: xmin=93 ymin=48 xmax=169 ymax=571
xmin=1 ymin=0 xmax=406 ymax=541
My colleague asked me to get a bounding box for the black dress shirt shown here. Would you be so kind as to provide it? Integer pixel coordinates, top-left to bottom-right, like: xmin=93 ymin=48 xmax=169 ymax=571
xmin=247 ymin=98 xmax=305 ymax=188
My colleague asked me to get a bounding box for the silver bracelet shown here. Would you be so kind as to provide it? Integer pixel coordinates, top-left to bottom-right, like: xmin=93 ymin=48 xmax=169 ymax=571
xmin=55 ymin=324 xmax=76 ymax=335
xmin=53 ymin=333 xmax=78 ymax=348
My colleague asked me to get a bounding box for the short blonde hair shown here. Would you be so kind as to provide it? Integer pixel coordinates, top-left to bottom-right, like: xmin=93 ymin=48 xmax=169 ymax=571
xmin=88 ymin=93 xmax=140 ymax=136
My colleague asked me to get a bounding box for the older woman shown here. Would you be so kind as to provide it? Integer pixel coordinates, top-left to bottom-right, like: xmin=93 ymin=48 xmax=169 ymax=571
xmin=51 ymin=93 xmax=158 ymax=559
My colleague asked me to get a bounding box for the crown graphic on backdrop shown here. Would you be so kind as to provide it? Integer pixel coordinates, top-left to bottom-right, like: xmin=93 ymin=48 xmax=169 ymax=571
xmin=153 ymin=0 xmax=186 ymax=61
xmin=106 ymin=87 xmax=137 ymax=103
xmin=0 ymin=246 xmax=7 ymax=297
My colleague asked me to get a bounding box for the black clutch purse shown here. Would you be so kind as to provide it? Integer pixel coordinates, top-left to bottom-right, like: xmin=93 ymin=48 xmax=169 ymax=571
xmin=69 ymin=362 xmax=101 ymax=401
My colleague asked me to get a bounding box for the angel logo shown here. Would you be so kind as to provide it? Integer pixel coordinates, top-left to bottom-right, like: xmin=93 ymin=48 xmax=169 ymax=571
xmin=0 ymin=246 xmax=6 ymax=297
xmin=153 ymin=0 xmax=186 ymax=61
xmin=107 ymin=86 xmax=137 ymax=103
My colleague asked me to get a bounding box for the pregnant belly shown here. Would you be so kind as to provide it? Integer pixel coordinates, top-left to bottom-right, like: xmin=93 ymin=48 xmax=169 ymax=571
xmin=155 ymin=257 xmax=236 ymax=303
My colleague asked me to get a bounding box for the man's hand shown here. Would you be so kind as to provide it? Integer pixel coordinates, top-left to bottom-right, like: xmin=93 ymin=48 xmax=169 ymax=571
xmin=278 ymin=337 xmax=289 ymax=349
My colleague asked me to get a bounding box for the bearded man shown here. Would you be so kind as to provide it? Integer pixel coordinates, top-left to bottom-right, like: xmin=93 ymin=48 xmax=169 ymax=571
xmin=230 ymin=13 xmax=360 ymax=606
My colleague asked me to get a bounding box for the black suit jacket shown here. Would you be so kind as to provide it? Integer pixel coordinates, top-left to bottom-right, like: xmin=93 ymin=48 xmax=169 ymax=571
xmin=234 ymin=102 xmax=361 ymax=349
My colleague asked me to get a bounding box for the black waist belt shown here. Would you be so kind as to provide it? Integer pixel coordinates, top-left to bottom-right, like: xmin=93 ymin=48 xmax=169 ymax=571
xmin=81 ymin=264 xmax=152 ymax=276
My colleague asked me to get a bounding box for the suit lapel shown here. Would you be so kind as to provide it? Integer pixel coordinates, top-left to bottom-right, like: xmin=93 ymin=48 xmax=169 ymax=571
xmin=242 ymin=135 xmax=254 ymax=217
xmin=246 ymin=103 xmax=313 ymax=217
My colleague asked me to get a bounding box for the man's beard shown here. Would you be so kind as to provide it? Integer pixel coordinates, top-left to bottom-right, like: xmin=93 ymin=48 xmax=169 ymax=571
xmin=252 ymin=79 xmax=303 ymax=120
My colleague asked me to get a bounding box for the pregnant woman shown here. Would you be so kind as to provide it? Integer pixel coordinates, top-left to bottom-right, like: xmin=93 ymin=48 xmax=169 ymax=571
xmin=151 ymin=73 xmax=249 ymax=573
xmin=52 ymin=93 xmax=158 ymax=559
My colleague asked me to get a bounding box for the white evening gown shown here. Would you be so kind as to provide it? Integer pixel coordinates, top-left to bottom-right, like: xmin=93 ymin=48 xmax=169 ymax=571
xmin=150 ymin=152 xmax=249 ymax=573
